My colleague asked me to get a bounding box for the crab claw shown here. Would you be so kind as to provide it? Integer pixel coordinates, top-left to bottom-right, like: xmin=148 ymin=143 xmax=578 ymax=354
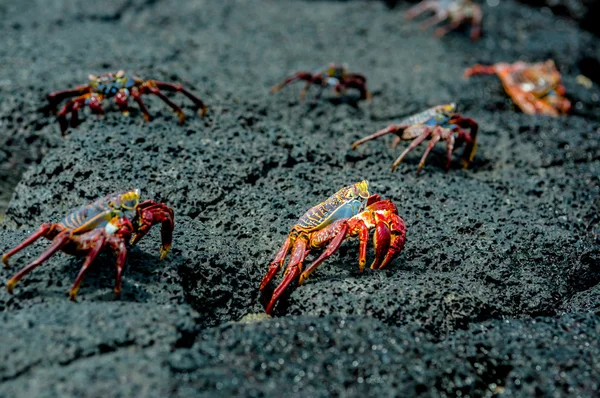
xmin=371 ymin=221 xmax=391 ymax=270
xmin=132 ymin=200 xmax=175 ymax=260
xmin=378 ymin=213 xmax=406 ymax=269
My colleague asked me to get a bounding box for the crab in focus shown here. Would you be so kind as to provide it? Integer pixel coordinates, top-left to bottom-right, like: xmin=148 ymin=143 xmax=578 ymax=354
xmin=2 ymin=190 xmax=174 ymax=300
xmin=352 ymin=104 xmax=478 ymax=174
xmin=260 ymin=181 xmax=406 ymax=314
xmin=406 ymin=0 xmax=483 ymax=40
xmin=47 ymin=70 xmax=208 ymax=134
xmin=464 ymin=60 xmax=571 ymax=116
xmin=270 ymin=63 xmax=371 ymax=101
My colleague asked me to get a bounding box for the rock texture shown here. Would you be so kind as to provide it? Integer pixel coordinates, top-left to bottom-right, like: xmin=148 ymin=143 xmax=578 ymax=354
xmin=0 ymin=0 xmax=599 ymax=396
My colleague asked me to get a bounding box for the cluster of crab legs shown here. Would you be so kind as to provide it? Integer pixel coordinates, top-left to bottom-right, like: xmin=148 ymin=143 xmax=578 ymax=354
xmin=2 ymin=190 xmax=174 ymax=300
xmin=47 ymin=70 xmax=207 ymax=135
xmin=259 ymin=181 xmax=406 ymax=314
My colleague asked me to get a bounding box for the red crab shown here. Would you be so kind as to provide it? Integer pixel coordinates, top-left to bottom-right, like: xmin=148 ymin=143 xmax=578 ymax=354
xmin=352 ymin=104 xmax=478 ymax=174
xmin=2 ymin=189 xmax=174 ymax=300
xmin=464 ymin=60 xmax=571 ymax=116
xmin=260 ymin=181 xmax=406 ymax=314
xmin=47 ymin=70 xmax=208 ymax=134
xmin=406 ymin=0 xmax=483 ymax=40
xmin=270 ymin=63 xmax=371 ymax=101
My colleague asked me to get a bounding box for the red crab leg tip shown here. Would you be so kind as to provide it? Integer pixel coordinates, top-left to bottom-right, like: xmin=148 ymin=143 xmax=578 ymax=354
xmin=69 ymin=290 xmax=78 ymax=302
xmin=159 ymin=245 xmax=171 ymax=260
xmin=298 ymin=274 xmax=308 ymax=286
xmin=199 ymin=106 xmax=208 ymax=118
xmin=265 ymin=267 xmax=300 ymax=314
xmin=265 ymin=300 xmax=276 ymax=315
xmin=114 ymin=288 xmax=121 ymax=299
xmin=6 ymin=279 xmax=16 ymax=294
xmin=2 ymin=255 xmax=9 ymax=267
xmin=359 ymin=260 xmax=366 ymax=273
xmin=259 ymin=264 xmax=280 ymax=291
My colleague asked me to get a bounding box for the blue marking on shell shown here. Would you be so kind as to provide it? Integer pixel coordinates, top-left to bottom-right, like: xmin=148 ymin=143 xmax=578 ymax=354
xmin=125 ymin=78 xmax=135 ymax=88
xmin=327 ymin=199 xmax=363 ymax=223
xmin=423 ymin=117 xmax=438 ymax=127
xmin=326 ymin=77 xmax=340 ymax=87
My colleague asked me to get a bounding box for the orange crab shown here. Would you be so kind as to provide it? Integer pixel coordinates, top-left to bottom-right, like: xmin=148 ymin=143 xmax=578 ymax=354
xmin=464 ymin=60 xmax=571 ymax=116
xmin=260 ymin=181 xmax=406 ymax=314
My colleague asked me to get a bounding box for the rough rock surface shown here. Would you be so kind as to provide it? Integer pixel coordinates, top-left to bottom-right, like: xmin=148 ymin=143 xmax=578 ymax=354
xmin=0 ymin=0 xmax=599 ymax=396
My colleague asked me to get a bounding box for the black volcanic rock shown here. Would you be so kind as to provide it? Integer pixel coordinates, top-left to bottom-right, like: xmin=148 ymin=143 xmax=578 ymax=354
xmin=0 ymin=0 xmax=598 ymax=396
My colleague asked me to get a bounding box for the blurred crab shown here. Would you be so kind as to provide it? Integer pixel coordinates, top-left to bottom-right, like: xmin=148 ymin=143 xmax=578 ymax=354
xmin=352 ymin=103 xmax=478 ymax=174
xmin=2 ymin=189 xmax=174 ymax=300
xmin=260 ymin=181 xmax=406 ymax=314
xmin=270 ymin=63 xmax=371 ymax=101
xmin=406 ymin=0 xmax=482 ymax=40
xmin=464 ymin=60 xmax=571 ymax=116
xmin=47 ymin=70 xmax=208 ymax=134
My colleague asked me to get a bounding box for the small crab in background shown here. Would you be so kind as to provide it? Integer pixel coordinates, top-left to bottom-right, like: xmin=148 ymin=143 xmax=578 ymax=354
xmin=260 ymin=181 xmax=406 ymax=314
xmin=270 ymin=63 xmax=371 ymax=101
xmin=405 ymin=0 xmax=482 ymax=40
xmin=352 ymin=104 xmax=478 ymax=174
xmin=2 ymin=190 xmax=174 ymax=300
xmin=47 ymin=70 xmax=208 ymax=134
xmin=464 ymin=60 xmax=571 ymax=116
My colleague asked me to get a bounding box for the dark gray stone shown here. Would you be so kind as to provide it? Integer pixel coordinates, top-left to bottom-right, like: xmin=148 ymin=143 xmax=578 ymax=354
xmin=0 ymin=0 xmax=599 ymax=396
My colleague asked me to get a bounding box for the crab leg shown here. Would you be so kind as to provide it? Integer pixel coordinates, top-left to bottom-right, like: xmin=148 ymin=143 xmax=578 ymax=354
xmin=420 ymin=11 xmax=449 ymax=30
xmin=344 ymin=76 xmax=371 ymax=101
xmin=131 ymin=87 xmax=152 ymax=122
xmin=300 ymin=75 xmax=322 ymax=100
xmin=298 ymin=221 xmax=350 ymax=285
xmin=47 ymin=85 xmax=91 ymax=107
xmin=69 ymin=100 xmax=84 ymax=129
xmin=270 ymin=72 xmax=313 ymax=94
xmin=463 ymin=64 xmax=498 ymax=78
xmin=260 ymin=237 xmax=292 ymax=290
xmin=416 ymin=129 xmax=442 ymax=174
xmin=445 ymin=134 xmax=456 ymax=170
xmin=2 ymin=223 xmax=55 ymax=266
xmin=69 ymin=234 xmax=106 ymax=301
xmin=6 ymin=230 xmax=71 ymax=293
xmin=510 ymin=90 xmax=559 ymax=116
xmin=434 ymin=17 xmax=465 ymax=38
xmin=56 ymin=94 xmax=95 ymax=134
xmin=141 ymin=84 xmax=186 ymax=124
xmin=114 ymin=90 xmax=130 ymax=116
xmin=405 ymin=0 xmax=437 ymax=20
xmin=470 ymin=4 xmax=483 ymax=40
xmin=351 ymin=125 xmax=402 ymax=150
xmin=153 ymin=81 xmax=208 ymax=117
xmin=391 ymin=127 xmax=433 ymax=171
xmin=265 ymin=238 xmax=307 ymax=314
xmin=113 ymin=240 xmax=128 ymax=298
xmin=452 ymin=116 xmax=478 ymax=166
